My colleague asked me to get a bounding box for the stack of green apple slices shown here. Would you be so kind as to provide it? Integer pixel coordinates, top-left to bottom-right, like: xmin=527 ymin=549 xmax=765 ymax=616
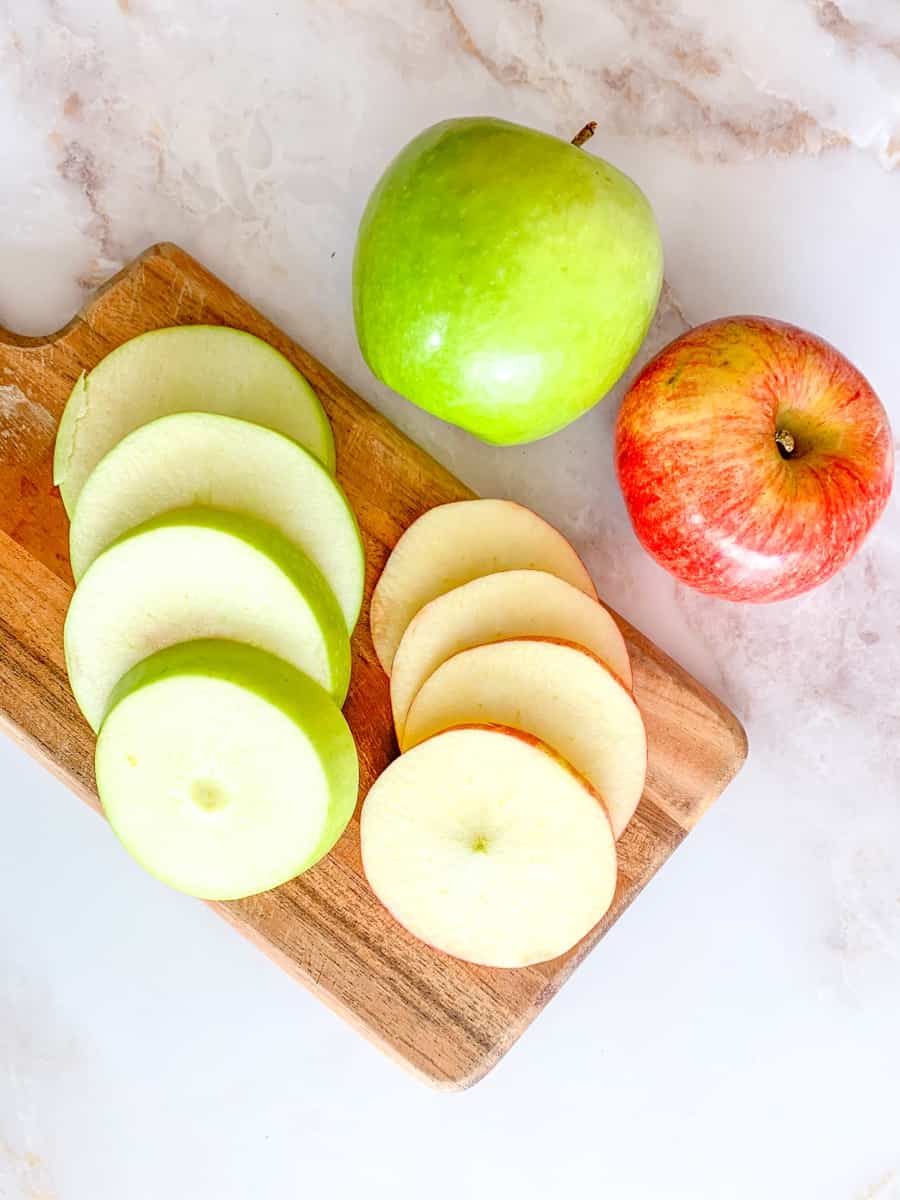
xmin=361 ymin=499 xmax=646 ymax=969
xmin=55 ymin=325 xmax=362 ymax=901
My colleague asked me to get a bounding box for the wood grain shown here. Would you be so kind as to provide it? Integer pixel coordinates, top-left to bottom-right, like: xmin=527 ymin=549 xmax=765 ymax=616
xmin=0 ymin=244 xmax=747 ymax=1088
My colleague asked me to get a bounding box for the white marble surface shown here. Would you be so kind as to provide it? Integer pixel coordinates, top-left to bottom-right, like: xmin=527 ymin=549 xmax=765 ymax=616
xmin=1 ymin=2 xmax=899 ymax=1197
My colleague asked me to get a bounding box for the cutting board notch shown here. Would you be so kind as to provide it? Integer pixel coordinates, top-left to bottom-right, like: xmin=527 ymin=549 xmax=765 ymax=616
xmin=0 ymin=244 xmax=746 ymax=1088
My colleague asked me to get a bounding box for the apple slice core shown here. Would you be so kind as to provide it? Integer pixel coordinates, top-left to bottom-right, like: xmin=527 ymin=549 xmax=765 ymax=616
xmin=54 ymin=325 xmax=335 ymax=515
xmin=391 ymin=569 xmax=632 ymax=741
xmin=371 ymin=499 xmax=596 ymax=672
xmin=68 ymin=412 xmax=364 ymax=630
xmin=361 ymin=725 xmax=617 ymax=968
xmin=403 ymin=638 xmax=646 ymax=838
xmin=96 ymin=641 xmax=358 ymax=900
xmin=65 ymin=507 xmax=351 ymax=731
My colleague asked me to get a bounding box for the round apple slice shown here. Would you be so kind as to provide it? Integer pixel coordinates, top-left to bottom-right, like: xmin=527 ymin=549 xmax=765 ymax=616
xmin=54 ymin=324 xmax=335 ymax=516
xmin=67 ymin=412 xmax=364 ymax=629
xmin=391 ymin=569 xmax=631 ymax=742
xmin=96 ymin=640 xmax=359 ymax=900
xmin=65 ymin=507 xmax=351 ymax=732
xmin=371 ymin=499 xmax=596 ymax=672
xmin=403 ymin=638 xmax=646 ymax=838
xmin=361 ymin=725 xmax=617 ymax=968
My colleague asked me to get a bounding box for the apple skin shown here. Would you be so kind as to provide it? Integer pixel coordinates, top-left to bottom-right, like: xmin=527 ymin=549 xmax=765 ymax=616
xmin=615 ymin=316 xmax=894 ymax=602
xmin=353 ymin=117 xmax=663 ymax=445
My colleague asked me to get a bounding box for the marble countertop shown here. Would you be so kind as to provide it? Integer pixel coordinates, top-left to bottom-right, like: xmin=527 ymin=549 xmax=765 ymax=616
xmin=1 ymin=2 xmax=898 ymax=1197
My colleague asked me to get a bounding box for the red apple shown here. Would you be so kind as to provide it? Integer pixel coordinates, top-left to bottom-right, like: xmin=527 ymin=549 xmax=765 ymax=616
xmin=615 ymin=316 xmax=893 ymax=602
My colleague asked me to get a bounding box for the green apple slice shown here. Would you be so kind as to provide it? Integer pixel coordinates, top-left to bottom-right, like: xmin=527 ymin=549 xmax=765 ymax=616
xmin=65 ymin=507 xmax=351 ymax=732
xmin=361 ymin=725 xmax=617 ymax=967
xmin=54 ymin=325 xmax=335 ymax=516
xmin=95 ymin=640 xmax=359 ymax=900
xmin=68 ymin=412 xmax=364 ymax=629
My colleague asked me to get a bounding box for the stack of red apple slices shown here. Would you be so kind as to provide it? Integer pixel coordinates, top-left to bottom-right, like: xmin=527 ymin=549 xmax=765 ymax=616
xmin=362 ymin=499 xmax=647 ymax=969
xmin=54 ymin=326 xmax=364 ymax=901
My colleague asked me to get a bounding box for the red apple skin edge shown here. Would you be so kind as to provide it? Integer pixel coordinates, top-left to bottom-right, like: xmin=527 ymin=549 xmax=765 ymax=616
xmin=399 ymin=635 xmax=648 ymax=833
xmin=614 ymin=316 xmax=894 ymax=602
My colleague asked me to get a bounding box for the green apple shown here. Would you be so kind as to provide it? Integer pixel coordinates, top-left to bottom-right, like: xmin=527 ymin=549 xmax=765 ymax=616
xmin=65 ymin=507 xmax=351 ymax=731
xmin=353 ymin=117 xmax=663 ymax=445
xmin=96 ymin=640 xmax=359 ymax=900
xmin=67 ymin=411 xmax=365 ymax=630
xmin=54 ymin=325 xmax=335 ymax=515
xmin=361 ymin=725 xmax=617 ymax=967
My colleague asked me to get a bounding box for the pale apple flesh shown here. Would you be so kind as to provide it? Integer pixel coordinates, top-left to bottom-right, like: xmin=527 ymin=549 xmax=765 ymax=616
xmin=95 ymin=641 xmax=359 ymax=901
xmin=67 ymin=411 xmax=365 ymax=630
xmin=371 ymin=499 xmax=597 ymax=672
xmin=360 ymin=725 xmax=617 ymax=968
xmin=403 ymin=637 xmax=646 ymax=839
xmin=353 ymin=116 xmax=663 ymax=445
xmin=65 ymin=507 xmax=351 ymax=731
xmin=390 ymin=569 xmax=632 ymax=742
xmin=615 ymin=316 xmax=894 ymax=601
xmin=54 ymin=325 xmax=335 ymax=515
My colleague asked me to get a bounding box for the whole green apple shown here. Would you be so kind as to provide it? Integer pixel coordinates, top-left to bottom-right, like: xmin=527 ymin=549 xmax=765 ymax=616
xmin=353 ymin=117 xmax=663 ymax=445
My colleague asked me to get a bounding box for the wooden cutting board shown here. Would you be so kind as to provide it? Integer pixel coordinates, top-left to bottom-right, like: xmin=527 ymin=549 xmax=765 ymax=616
xmin=0 ymin=243 xmax=747 ymax=1088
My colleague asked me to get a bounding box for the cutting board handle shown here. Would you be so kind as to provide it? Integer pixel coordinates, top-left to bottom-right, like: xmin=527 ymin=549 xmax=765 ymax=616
xmin=0 ymin=245 xmax=193 ymax=428
xmin=0 ymin=325 xmax=58 ymax=350
xmin=0 ymin=243 xmax=187 ymax=355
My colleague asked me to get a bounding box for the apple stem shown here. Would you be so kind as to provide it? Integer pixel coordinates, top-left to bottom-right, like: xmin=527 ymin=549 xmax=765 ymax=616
xmin=775 ymin=428 xmax=796 ymax=458
xmin=571 ymin=122 xmax=597 ymax=148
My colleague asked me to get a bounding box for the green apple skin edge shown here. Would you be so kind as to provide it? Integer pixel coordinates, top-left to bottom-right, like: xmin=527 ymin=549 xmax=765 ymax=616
xmin=66 ymin=411 xmax=365 ymax=633
xmin=54 ymin=325 xmax=335 ymax=515
xmin=65 ymin=506 xmax=352 ymax=732
xmin=353 ymin=117 xmax=663 ymax=445
xmin=95 ymin=641 xmax=359 ymax=901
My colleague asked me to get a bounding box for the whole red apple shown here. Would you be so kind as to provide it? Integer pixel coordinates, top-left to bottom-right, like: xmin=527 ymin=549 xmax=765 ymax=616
xmin=615 ymin=316 xmax=893 ymax=602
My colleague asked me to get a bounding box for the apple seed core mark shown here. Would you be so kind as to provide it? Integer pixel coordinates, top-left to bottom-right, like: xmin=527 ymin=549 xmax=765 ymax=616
xmin=191 ymin=779 xmax=229 ymax=812
xmin=775 ymin=428 xmax=796 ymax=459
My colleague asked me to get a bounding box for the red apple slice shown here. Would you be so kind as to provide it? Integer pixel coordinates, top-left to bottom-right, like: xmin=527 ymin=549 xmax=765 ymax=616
xmin=361 ymin=725 xmax=617 ymax=968
xmin=391 ymin=570 xmax=631 ymax=743
xmin=403 ymin=638 xmax=646 ymax=838
xmin=370 ymin=499 xmax=596 ymax=673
